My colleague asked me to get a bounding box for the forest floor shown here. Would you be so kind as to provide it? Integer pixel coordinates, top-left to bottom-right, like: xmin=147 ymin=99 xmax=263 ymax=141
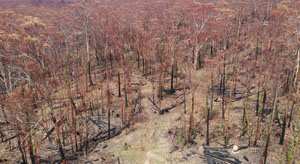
xmin=0 ymin=68 xmax=294 ymax=164
xmin=73 ymin=70 xmax=273 ymax=164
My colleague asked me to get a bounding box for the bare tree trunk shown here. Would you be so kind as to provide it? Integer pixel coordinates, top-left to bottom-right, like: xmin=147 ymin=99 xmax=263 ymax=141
xmin=85 ymin=25 xmax=93 ymax=87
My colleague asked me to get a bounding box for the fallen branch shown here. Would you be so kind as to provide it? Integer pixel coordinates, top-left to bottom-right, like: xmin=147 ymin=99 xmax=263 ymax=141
xmin=42 ymin=118 xmax=67 ymax=141
xmin=1 ymin=135 xmax=16 ymax=143
xmin=147 ymin=97 xmax=160 ymax=112
xmin=88 ymin=116 xmax=107 ymax=130
xmin=39 ymin=156 xmax=77 ymax=163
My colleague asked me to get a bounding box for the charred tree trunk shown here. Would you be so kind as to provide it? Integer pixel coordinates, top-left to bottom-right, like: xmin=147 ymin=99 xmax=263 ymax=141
xmin=71 ymin=101 xmax=78 ymax=151
xmin=207 ymin=76 xmax=213 ymax=146
xmin=52 ymin=116 xmax=65 ymax=163
xmin=210 ymin=42 xmax=214 ymax=58
xmin=142 ymin=57 xmax=145 ymax=75
xmin=118 ymin=72 xmax=121 ymax=97
xmin=101 ymin=81 xmax=105 ymax=114
xmin=288 ymin=100 xmax=295 ymax=128
xmin=288 ymin=107 xmax=300 ymax=164
xmin=59 ymin=97 xmax=65 ymax=146
xmin=189 ymin=88 xmax=195 ymax=142
xmin=183 ymin=75 xmax=187 ymax=114
xmin=106 ymin=71 xmax=111 ymax=139
xmin=85 ymin=108 xmax=89 ymax=155
xmin=256 ymin=84 xmax=260 ymax=116
xmin=170 ymin=64 xmax=175 ymax=93
xmin=261 ymin=79 xmax=278 ymax=164
xmin=124 ymin=78 xmax=128 ymax=108
xmin=34 ymin=138 xmax=39 ymax=164
xmin=81 ymin=94 xmax=89 ymax=155
xmin=67 ymin=105 xmax=74 ymax=152
xmin=254 ymin=77 xmax=265 ymax=146
xmin=262 ymin=89 xmax=267 ymax=113
xmin=279 ymin=108 xmax=287 ymax=145
xmin=26 ymin=112 xmax=35 ymax=164
xmin=222 ymin=55 xmax=226 ymax=119
xmin=88 ymin=61 xmax=93 ymax=86
xmin=109 ymin=52 xmax=113 ymax=69
xmin=137 ymin=51 xmax=140 ymax=70
xmin=17 ymin=135 xmax=27 ymax=164
xmin=85 ymin=25 xmax=93 ymax=88
xmin=225 ymin=75 xmax=233 ymax=146
xmin=95 ymin=48 xmax=101 ymax=66
xmin=158 ymin=63 xmax=163 ymax=113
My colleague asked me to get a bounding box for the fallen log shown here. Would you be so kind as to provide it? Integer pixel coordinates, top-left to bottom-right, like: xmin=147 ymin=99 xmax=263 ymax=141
xmin=200 ymin=155 xmax=226 ymax=164
xmin=91 ymin=127 xmax=116 ymax=140
xmin=203 ymin=146 xmax=232 ymax=152
xmin=204 ymin=150 xmax=241 ymax=164
xmin=208 ymin=151 xmax=242 ymax=163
